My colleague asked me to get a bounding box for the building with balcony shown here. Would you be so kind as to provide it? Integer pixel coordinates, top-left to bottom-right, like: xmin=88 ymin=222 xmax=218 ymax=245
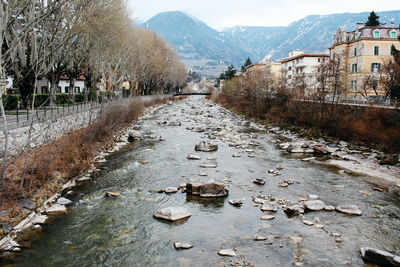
xmin=280 ymin=50 xmax=329 ymax=96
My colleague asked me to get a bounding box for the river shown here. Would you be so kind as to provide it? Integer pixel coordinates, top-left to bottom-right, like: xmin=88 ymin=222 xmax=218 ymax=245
xmin=15 ymin=96 xmax=400 ymax=266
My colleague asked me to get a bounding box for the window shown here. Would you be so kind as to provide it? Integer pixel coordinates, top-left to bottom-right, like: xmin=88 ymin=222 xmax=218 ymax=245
xmin=288 ymin=67 xmax=292 ymax=71
xmin=371 ymin=63 xmax=381 ymax=72
xmin=65 ymin=86 xmax=70 ymax=93
xmin=41 ymin=86 xmax=48 ymax=93
xmin=355 ymin=33 xmax=359 ymax=40
xmin=352 ymin=64 xmax=358 ymax=73
xmin=74 ymin=86 xmax=80 ymax=93
xmin=391 ymin=32 xmax=396 ymax=39
xmin=373 ymin=31 xmax=380 ymax=38
xmin=374 ymin=46 xmax=379 ymax=55
xmin=354 ymin=48 xmax=357 ymax=56
xmin=57 ymin=86 xmax=61 ymax=93
xmin=351 ymin=80 xmax=357 ymax=90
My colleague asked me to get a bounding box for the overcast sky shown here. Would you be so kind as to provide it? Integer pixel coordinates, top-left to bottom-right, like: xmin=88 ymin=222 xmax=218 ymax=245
xmin=127 ymin=0 xmax=399 ymax=30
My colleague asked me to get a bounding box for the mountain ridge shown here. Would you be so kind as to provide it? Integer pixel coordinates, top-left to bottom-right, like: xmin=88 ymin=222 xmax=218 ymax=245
xmin=142 ymin=10 xmax=400 ymax=76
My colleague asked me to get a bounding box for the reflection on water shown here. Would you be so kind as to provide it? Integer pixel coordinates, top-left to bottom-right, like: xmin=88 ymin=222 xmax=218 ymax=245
xmin=13 ymin=96 xmax=400 ymax=267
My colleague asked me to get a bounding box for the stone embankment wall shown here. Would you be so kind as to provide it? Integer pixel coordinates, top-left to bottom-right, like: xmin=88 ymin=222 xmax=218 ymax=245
xmin=0 ymin=108 xmax=100 ymax=159
xmin=0 ymin=96 xmax=171 ymax=159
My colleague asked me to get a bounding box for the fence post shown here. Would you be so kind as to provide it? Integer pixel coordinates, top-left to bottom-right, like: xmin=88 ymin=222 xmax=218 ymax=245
xmin=26 ymin=108 xmax=29 ymax=121
xmin=16 ymin=108 xmax=19 ymax=125
xmin=44 ymin=106 xmax=46 ymax=117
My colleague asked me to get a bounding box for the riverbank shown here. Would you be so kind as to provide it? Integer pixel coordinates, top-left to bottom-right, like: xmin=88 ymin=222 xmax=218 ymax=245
xmin=211 ymin=94 xmax=400 ymax=195
xmin=0 ymin=95 xmax=176 ymax=257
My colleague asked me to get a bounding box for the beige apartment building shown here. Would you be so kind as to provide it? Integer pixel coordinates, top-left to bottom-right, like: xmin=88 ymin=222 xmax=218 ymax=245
xmin=329 ymin=23 xmax=400 ymax=100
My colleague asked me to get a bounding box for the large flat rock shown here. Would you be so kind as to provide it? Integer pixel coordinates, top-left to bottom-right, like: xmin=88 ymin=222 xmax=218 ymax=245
xmin=153 ymin=207 xmax=191 ymax=221
xmin=304 ymin=200 xmax=325 ymax=211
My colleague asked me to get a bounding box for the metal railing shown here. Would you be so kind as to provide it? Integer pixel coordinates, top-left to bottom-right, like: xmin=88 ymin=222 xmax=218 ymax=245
xmin=0 ymin=101 xmax=101 ymax=131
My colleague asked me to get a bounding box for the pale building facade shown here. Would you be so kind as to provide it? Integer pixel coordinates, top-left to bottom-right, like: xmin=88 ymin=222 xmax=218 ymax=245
xmin=35 ymin=75 xmax=86 ymax=94
xmin=280 ymin=51 xmax=329 ymax=96
xmin=329 ymin=23 xmax=400 ymax=100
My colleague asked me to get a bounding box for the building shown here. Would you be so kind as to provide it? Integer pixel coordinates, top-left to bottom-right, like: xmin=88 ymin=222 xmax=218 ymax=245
xmin=36 ymin=75 xmax=86 ymax=94
xmin=329 ymin=23 xmax=400 ymax=100
xmin=245 ymin=63 xmax=267 ymax=73
xmin=280 ymin=50 xmax=329 ymax=96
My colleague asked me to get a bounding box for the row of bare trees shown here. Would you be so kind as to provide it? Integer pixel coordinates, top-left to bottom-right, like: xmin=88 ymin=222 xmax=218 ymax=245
xmin=0 ymin=0 xmax=187 ymax=181
xmin=0 ymin=0 xmax=187 ymax=108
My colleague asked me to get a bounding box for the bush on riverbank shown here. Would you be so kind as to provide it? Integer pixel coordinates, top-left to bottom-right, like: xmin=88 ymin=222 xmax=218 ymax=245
xmin=215 ymin=76 xmax=400 ymax=152
xmin=0 ymin=95 xmax=172 ymax=231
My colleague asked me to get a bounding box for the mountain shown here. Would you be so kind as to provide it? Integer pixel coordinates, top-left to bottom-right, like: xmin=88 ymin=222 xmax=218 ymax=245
xmin=142 ymin=11 xmax=248 ymax=75
xmin=143 ymin=10 xmax=400 ymax=76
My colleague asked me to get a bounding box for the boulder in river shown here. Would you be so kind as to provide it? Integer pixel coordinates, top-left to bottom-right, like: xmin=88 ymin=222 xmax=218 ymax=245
xmin=187 ymin=154 xmax=201 ymax=160
xmin=229 ymin=199 xmax=244 ymax=207
xmin=44 ymin=204 xmax=68 ymax=215
xmin=186 ymin=181 xmax=228 ymax=198
xmin=261 ymin=202 xmax=278 ymax=212
xmin=218 ymin=249 xmax=236 ymax=257
xmin=336 ymin=205 xmax=362 ymax=216
xmin=303 ymin=200 xmax=325 ymax=211
xmin=153 ymin=207 xmax=191 ymax=221
xmin=174 ymin=242 xmax=194 ymax=250
xmin=195 ymin=141 xmax=218 ymax=152
xmin=56 ymin=197 xmax=73 ymax=206
xmin=128 ymin=130 xmax=142 ymax=142
xmin=313 ymin=145 xmax=329 ymax=155
xmin=284 ymin=204 xmax=304 ymax=216
xmin=104 ymin=192 xmax=120 ymax=198
xmin=253 ymin=178 xmax=265 ymax=185
xmin=360 ymin=247 xmax=400 ymax=266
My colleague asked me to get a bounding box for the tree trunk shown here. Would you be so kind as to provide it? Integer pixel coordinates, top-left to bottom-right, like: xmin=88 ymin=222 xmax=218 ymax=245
xmin=49 ymin=75 xmax=58 ymax=106
xmin=69 ymin=78 xmax=75 ymax=103
xmin=0 ymin=66 xmax=9 ymax=180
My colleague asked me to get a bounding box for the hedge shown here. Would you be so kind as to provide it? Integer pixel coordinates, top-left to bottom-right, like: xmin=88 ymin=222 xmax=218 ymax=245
xmin=32 ymin=93 xmax=86 ymax=107
xmin=74 ymin=94 xmax=84 ymax=103
xmin=2 ymin=95 xmax=20 ymax=110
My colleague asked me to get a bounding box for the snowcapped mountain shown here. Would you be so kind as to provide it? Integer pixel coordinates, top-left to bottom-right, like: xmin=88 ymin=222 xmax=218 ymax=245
xmin=143 ymin=10 xmax=400 ymax=76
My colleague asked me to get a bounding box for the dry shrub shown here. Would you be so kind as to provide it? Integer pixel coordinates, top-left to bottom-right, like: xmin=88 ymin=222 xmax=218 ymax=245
xmin=216 ymin=76 xmax=400 ymax=152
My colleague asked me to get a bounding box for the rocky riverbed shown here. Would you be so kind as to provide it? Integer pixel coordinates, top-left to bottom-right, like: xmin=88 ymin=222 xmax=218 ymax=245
xmin=3 ymin=96 xmax=400 ymax=266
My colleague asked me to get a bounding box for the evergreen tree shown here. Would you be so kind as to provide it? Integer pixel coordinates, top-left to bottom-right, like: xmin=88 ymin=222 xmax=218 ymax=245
xmin=241 ymin=57 xmax=252 ymax=73
xmin=366 ymin=11 xmax=380 ymax=26
xmin=224 ymin=65 xmax=237 ymax=80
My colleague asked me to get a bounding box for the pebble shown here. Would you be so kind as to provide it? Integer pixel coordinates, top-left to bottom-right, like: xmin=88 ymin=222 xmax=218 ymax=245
xmin=218 ymin=249 xmax=236 ymax=257
xmin=174 ymin=242 xmax=194 ymax=250
xmin=302 ymin=220 xmax=314 ymax=226
xmin=253 ymin=178 xmax=265 ymax=185
xmin=229 ymin=199 xmax=244 ymax=207
xmin=104 ymin=192 xmax=120 ymax=198
xmin=261 ymin=215 xmax=275 ymax=220
xmin=254 ymin=235 xmax=268 ymax=241
xmin=278 ymin=182 xmax=289 ymax=188
xmin=324 ymin=205 xmax=335 ymax=211
xmin=284 ymin=179 xmax=294 ymax=185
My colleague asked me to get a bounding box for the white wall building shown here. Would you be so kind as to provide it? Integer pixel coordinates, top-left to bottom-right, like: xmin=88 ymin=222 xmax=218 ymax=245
xmin=280 ymin=50 xmax=329 ymax=95
xmin=35 ymin=75 xmax=86 ymax=94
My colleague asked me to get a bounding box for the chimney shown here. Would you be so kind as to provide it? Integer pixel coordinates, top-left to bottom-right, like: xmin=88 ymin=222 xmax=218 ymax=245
xmin=357 ymin=23 xmax=365 ymax=30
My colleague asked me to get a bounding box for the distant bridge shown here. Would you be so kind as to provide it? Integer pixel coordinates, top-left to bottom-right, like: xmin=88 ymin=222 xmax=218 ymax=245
xmin=173 ymin=92 xmax=211 ymax=96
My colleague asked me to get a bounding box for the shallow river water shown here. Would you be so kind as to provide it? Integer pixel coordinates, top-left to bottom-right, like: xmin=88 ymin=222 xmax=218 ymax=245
xmin=15 ymin=96 xmax=400 ymax=266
